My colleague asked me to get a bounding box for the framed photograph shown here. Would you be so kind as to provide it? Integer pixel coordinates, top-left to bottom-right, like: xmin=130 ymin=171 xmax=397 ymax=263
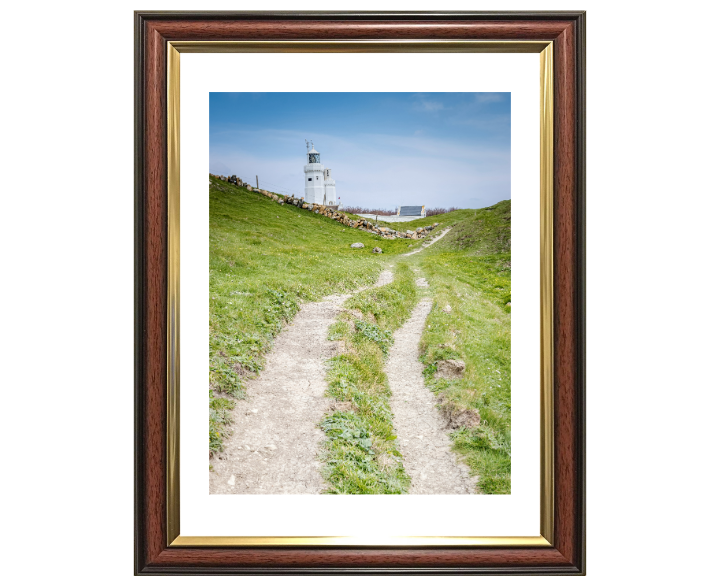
xmin=135 ymin=11 xmax=586 ymax=574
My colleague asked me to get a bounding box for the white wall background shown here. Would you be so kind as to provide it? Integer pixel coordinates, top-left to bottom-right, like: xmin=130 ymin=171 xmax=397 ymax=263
xmin=1 ymin=1 xmax=718 ymax=574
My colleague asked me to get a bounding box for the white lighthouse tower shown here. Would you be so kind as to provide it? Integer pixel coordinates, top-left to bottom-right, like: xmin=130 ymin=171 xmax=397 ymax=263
xmin=303 ymin=141 xmax=325 ymax=205
xmin=303 ymin=140 xmax=338 ymax=206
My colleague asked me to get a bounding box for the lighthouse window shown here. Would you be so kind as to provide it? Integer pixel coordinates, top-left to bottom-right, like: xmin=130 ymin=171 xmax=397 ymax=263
xmin=316 ymin=176 xmax=319 ymax=180
xmin=308 ymin=178 xmax=312 ymax=181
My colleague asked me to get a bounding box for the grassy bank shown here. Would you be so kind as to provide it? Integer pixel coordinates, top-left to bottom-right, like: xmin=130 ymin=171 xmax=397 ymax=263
xmin=413 ymin=200 xmax=512 ymax=493
xmin=209 ymin=176 xmax=413 ymax=454
xmin=320 ymin=262 xmax=418 ymax=493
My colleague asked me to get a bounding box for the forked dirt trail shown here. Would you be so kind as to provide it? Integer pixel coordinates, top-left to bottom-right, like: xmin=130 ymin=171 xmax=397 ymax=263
xmin=387 ymin=296 xmax=476 ymax=494
xmin=210 ymin=270 xmax=393 ymax=494
xmin=402 ymin=226 xmax=451 ymax=257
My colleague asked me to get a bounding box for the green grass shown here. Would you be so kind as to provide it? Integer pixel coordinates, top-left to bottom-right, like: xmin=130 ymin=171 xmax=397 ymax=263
xmin=209 ymin=176 xmax=513 ymax=495
xmin=320 ymin=262 xmax=418 ymax=493
xmin=209 ymin=176 xmax=414 ymax=454
xmin=410 ymin=200 xmax=512 ymax=493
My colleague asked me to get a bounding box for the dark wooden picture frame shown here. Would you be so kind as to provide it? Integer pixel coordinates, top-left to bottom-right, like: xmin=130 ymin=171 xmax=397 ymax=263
xmin=135 ymin=11 xmax=585 ymax=575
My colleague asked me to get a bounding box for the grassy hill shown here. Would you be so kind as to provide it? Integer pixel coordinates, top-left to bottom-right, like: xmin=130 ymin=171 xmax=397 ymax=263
xmin=209 ymin=176 xmax=415 ymax=453
xmin=209 ymin=177 xmax=512 ymax=494
xmin=411 ymin=201 xmax=512 ymax=493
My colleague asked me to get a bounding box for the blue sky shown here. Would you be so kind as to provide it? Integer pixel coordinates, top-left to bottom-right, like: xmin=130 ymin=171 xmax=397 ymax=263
xmin=210 ymin=93 xmax=510 ymax=209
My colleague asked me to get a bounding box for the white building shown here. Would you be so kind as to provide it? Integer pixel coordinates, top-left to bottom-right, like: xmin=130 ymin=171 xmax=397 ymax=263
xmin=303 ymin=141 xmax=337 ymax=206
xmin=323 ymin=168 xmax=337 ymax=205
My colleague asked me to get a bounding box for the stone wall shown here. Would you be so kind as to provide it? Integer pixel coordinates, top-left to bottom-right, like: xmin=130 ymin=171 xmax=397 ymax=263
xmin=209 ymin=173 xmax=249 ymax=187
xmin=210 ymin=174 xmax=439 ymax=240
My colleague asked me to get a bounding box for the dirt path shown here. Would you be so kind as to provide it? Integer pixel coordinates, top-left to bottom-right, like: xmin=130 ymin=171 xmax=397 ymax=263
xmin=386 ymin=296 xmax=476 ymax=494
xmin=402 ymin=226 xmax=452 ymax=257
xmin=210 ymin=270 xmax=393 ymax=494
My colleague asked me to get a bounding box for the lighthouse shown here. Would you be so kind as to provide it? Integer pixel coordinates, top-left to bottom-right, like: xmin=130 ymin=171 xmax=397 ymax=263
xmin=303 ymin=140 xmax=337 ymax=206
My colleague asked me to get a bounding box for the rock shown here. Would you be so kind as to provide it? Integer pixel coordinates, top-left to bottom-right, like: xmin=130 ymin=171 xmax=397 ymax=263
xmin=278 ymin=200 xmax=284 ymax=205
xmin=406 ymin=230 xmax=413 ymax=235
xmin=416 ymin=227 xmax=424 ymax=233
xmin=351 ymin=243 xmax=365 ymax=248
xmin=435 ymin=359 xmax=466 ymax=380
xmin=438 ymin=394 xmax=480 ymax=429
xmin=372 ymin=247 xmax=382 ymax=253
xmin=433 ymin=223 xmax=439 ymax=227
xmin=302 ymin=204 xmax=308 ymax=209
xmin=271 ymin=194 xmax=278 ymax=201
xmin=443 ymin=304 xmax=452 ymax=313
xmin=506 ymin=302 xmax=511 ymax=307
xmin=227 ymin=474 xmax=236 ymax=486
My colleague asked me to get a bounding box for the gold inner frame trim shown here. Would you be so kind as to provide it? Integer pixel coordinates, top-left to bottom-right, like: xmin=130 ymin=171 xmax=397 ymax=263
xmin=165 ymin=40 xmax=554 ymax=548
xmin=172 ymin=536 xmax=551 ymax=547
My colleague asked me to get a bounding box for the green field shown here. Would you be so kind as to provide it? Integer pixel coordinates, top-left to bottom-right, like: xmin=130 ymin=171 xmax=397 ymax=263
xmin=209 ymin=177 xmax=511 ymax=493
xmin=209 ymin=176 xmax=414 ymax=453
xmin=410 ymin=201 xmax=512 ymax=493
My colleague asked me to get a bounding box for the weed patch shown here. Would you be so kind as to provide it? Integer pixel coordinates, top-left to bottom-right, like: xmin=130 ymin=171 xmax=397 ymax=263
xmin=319 ymin=263 xmax=418 ymax=493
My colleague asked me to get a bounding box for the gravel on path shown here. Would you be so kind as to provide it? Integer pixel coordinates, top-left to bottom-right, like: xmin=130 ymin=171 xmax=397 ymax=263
xmin=209 ymin=269 xmax=393 ymax=494
xmin=402 ymin=227 xmax=451 ymax=257
xmin=386 ymin=298 xmax=476 ymax=494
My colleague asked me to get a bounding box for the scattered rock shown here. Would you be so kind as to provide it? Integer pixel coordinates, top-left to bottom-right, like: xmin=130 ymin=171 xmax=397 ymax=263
xmin=443 ymin=304 xmax=452 ymax=313
xmin=372 ymin=247 xmax=382 ymax=253
xmin=351 ymin=243 xmax=364 ymax=248
xmin=227 ymin=474 xmax=236 ymax=486
xmin=416 ymin=277 xmax=429 ymax=287
xmin=435 ymin=359 xmax=466 ymax=380
xmin=506 ymin=302 xmax=511 ymax=307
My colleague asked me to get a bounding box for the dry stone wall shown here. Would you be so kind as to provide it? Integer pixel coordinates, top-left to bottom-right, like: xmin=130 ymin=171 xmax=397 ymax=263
xmin=211 ymin=173 xmax=439 ymax=240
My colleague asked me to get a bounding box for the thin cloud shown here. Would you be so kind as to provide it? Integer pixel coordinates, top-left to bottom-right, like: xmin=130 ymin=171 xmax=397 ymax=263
xmin=474 ymin=93 xmax=507 ymax=104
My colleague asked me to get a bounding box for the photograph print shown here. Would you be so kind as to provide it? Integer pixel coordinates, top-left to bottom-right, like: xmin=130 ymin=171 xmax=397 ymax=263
xmin=208 ymin=92 xmax=511 ymax=495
